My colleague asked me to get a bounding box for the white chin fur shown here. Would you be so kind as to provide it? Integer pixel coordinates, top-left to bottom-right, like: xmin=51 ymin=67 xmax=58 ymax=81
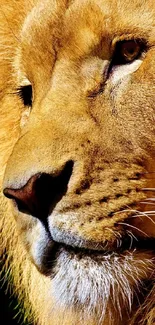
xmin=51 ymin=248 xmax=153 ymax=323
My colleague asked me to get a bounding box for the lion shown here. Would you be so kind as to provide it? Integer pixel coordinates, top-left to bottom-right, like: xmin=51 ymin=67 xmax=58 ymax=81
xmin=0 ymin=0 xmax=155 ymax=324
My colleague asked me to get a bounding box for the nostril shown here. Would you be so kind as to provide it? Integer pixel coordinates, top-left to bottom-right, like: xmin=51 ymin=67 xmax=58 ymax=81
xmin=4 ymin=173 xmax=41 ymax=217
xmin=3 ymin=160 xmax=74 ymax=222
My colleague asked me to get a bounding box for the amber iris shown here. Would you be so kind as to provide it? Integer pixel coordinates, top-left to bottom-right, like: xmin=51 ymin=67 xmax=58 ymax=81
xmin=120 ymin=40 xmax=141 ymax=62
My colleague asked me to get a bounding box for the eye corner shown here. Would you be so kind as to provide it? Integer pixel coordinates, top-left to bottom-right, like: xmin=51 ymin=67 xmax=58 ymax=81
xmin=16 ymin=84 xmax=33 ymax=107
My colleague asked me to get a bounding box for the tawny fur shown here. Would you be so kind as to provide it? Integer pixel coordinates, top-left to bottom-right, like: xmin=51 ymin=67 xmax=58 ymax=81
xmin=0 ymin=1 xmax=155 ymax=325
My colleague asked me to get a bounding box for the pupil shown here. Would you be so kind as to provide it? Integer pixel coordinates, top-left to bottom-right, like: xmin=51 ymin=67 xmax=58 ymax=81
xmin=126 ymin=45 xmax=136 ymax=54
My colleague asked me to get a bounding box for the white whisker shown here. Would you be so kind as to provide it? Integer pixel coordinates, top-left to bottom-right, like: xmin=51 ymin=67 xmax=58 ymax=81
xmin=133 ymin=210 xmax=155 ymax=215
xmin=127 ymin=230 xmax=138 ymax=242
xmin=142 ymin=198 xmax=155 ymax=201
xmin=131 ymin=214 xmax=155 ymax=225
xmin=114 ymin=209 xmax=137 ymax=216
xmin=126 ymin=231 xmax=137 ymax=250
xmin=142 ymin=188 xmax=155 ymax=191
xmin=128 ymin=233 xmax=133 ymax=250
xmin=140 ymin=202 xmax=155 ymax=205
xmin=117 ymin=222 xmax=149 ymax=237
xmin=143 ymin=212 xmax=155 ymax=215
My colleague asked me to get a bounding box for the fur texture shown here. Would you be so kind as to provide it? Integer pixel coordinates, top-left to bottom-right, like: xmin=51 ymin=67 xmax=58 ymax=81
xmin=0 ymin=1 xmax=155 ymax=324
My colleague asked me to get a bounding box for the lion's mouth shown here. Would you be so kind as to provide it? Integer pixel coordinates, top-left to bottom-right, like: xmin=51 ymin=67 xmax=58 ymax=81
xmin=51 ymin=236 xmax=155 ymax=259
xmin=37 ymin=225 xmax=155 ymax=276
xmin=3 ymin=167 xmax=155 ymax=276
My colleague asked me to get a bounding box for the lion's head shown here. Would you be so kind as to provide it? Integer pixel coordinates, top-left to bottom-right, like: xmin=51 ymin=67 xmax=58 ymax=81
xmin=0 ymin=0 xmax=155 ymax=324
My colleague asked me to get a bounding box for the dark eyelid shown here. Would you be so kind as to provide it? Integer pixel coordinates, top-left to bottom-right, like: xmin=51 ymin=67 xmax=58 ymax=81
xmin=16 ymin=85 xmax=32 ymax=107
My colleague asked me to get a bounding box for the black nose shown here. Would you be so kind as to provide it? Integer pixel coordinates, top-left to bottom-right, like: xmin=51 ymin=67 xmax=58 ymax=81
xmin=3 ymin=161 xmax=74 ymax=222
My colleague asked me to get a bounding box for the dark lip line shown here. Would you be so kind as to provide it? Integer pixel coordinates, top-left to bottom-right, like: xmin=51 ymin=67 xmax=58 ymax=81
xmin=51 ymin=236 xmax=155 ymax=257
xmin=39 ymin=236 xmax=155 ymax=276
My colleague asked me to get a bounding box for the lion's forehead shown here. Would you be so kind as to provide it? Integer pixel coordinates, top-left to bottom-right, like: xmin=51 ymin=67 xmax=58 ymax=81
xmin=16 ymin=0 xmax=155 ymax=107
xmin=22 ymin=0 xmax=155 ymax=52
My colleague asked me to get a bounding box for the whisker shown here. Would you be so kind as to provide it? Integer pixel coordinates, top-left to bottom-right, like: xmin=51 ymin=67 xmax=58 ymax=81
xmin=140 ymin=211 xmax=155 ymax=215
xmin=113 ymin=206 xmax=155 ymax=229
xmin=126 ymin=231 xmax=134 ymax=250
xmin=131 ymin=214 xmax=155 ymax=225
xmin=127 ymin=208 xmax=155 ymax=222
xmin=114 ymin=209 xmax=137 ymax=216
xmin=140 ymin=202 xmax=155 ymax=205
xmin=117 ymin=222 xmax=149 ymax=237
xmin=126 ymin=230 xmax=139 ymax=250
xmin=141 ymin=198 xmax=155 ymax=201
xmin=127 ymin=230 xmax=138 ymax=242
xmin=142 ymin=188 xmax=155 ymax=191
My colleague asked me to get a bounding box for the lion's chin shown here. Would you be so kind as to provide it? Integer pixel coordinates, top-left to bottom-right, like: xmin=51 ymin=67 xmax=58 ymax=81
xmin=28 ymin=216 xmax=155 ymax=321
xmin=48 ymin=245 xmax=154 ymax=322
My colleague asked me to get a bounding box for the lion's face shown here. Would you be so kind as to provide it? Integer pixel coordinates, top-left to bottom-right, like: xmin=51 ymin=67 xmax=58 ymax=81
xmin=2 ymin=0 xmax=155 ymax=323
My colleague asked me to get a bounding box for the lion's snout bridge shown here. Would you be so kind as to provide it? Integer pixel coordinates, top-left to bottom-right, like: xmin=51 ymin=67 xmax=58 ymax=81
xmin=3 ymin=160 xmax=74 ymax=222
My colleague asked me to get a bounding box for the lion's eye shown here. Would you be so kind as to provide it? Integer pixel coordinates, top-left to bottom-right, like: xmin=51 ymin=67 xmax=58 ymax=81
xmin=17 ymin=85 xmax=33 ymax=107
xmin=113 ymin=40 xmax=144 ymax=64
